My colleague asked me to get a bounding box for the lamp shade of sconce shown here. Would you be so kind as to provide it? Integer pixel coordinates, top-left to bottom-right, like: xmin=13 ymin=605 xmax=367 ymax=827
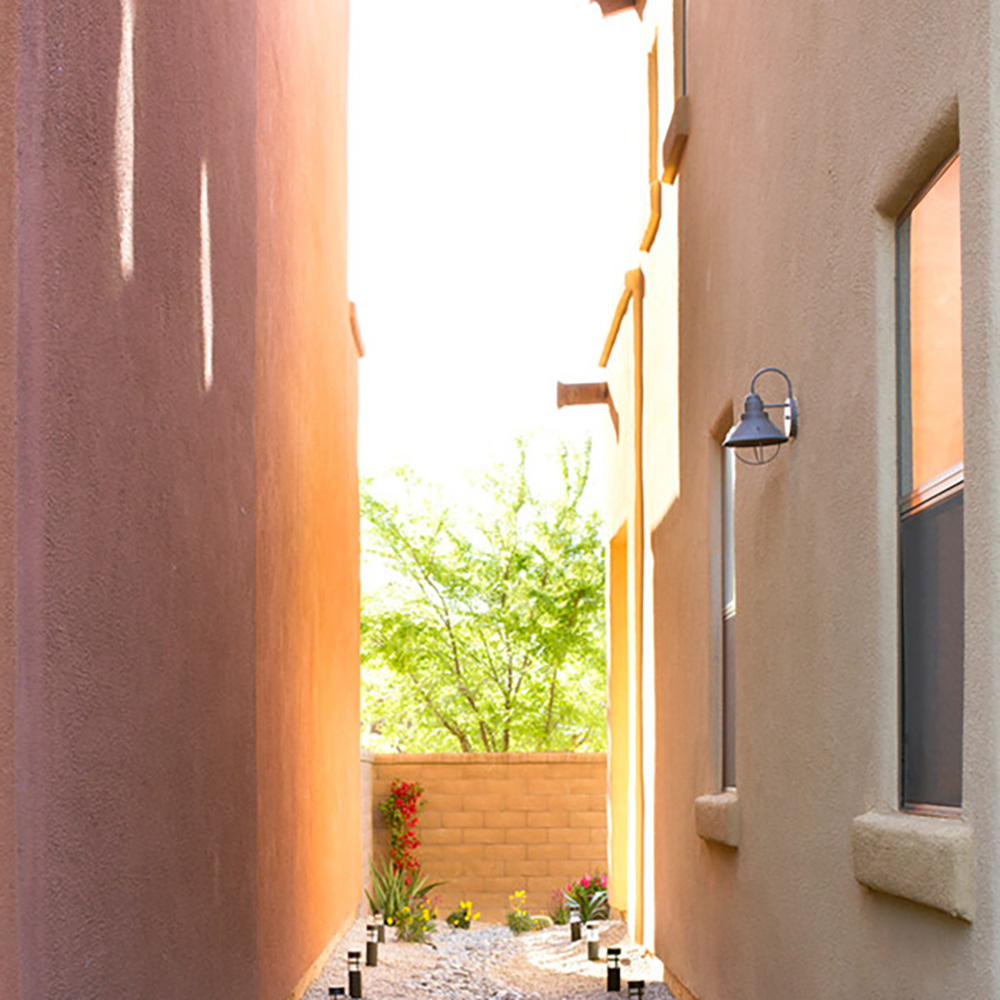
xmin=723 ymin=367 xmax=798 ymax=466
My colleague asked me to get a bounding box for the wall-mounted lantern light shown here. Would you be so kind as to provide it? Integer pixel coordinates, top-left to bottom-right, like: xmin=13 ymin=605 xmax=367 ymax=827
xmin=722 ymin=367 xmax=798 ymax=466
xmin=607 ymin=946 xmax=622 ymax=991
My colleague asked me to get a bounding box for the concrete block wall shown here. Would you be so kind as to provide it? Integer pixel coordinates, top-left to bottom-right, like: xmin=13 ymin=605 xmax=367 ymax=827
xmin=361 ymin=750 xmax=375 ymax=902
xmin=368 ymin=753 xmax=608 ymax=921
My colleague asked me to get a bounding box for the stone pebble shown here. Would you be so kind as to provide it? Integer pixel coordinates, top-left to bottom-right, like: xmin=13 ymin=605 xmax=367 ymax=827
xmin=303 ymin=919 xmax=677 ymax=1000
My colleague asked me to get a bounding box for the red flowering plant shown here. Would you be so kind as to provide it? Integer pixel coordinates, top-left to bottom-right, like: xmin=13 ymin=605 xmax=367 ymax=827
xmin=562 ymin=872 xmax=609 ymax=921
xmin=379 ymin=779 xmax=425 ymax=883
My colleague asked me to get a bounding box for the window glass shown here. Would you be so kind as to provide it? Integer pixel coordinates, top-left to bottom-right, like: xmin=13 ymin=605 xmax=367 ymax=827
xmin=906 ymin=156 xmax=962 ymax=493
xmin=898 ymin=152 xmax=963 ymax=810
xmin=900 ymin=491 xmax=964 ymax=808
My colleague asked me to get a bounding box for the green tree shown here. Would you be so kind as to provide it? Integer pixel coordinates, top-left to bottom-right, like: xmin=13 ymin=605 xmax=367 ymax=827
xmin=361 ymin=440 xmax=606 ymax=753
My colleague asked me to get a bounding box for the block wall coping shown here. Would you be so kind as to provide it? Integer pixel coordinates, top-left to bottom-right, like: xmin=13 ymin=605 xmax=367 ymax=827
xmin=368 ymin=752 xmax=607 ymax=765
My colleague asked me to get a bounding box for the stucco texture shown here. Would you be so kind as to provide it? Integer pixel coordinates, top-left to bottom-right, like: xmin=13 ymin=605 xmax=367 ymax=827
xmin=603 ymin=0 xmax=1000 ymax=996
xmin=0 ymin=2 xmax=18 ymax=996
xmin=14 ymin=0 xmax=259 ymax=995
xmin=255 ymin=0 xmax=361 ymax=997
xmin=5 ymin=1 xmax=360 ymax=997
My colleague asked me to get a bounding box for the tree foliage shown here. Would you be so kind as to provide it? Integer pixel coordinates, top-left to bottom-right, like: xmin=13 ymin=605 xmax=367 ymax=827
xmin=361 ymin=440 xmax=606 ymax=753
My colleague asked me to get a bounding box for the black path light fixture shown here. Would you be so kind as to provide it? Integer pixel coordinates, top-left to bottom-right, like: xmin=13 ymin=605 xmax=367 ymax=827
xmin=328 ymin=987 xmax=345 ymax=998
xmin=607 ymin=946 xmax=622 ymax=992
xmin=586 ymin=920 xmax=601 ymax=961
xmin=722 ymin=367 xmax=798 ymax=466
xmin=569 ymin=901 xmax=582 ymax=941
xmin=627 ymin=980 xmax=646 ymax=999
xmin=347 ymin=951 xmax=362 ymax=999
xmin=373 ymin=910 xmax=385 ymax=943
xmin=366 ymin=923 xmax=379 ymax=967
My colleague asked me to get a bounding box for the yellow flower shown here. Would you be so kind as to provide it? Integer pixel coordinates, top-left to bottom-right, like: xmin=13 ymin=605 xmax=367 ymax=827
xmin=473 ymin=912 xmax=480 ymax=921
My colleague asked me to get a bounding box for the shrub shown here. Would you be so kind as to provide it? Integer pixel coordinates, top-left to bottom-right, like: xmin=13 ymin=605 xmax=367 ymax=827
xmin=548 ymin=890 xmax=569 ymax=925
xmin=563 ymin=872 xmax=609 ymax=921
xmin=446 ymin=900 xmax=480 ymax=929
xmin=366 ymin=857 xmax=445 ymax=926
xmin=392 ymin=897 xmax=437 ymax=943
xmin=506 ymin=890 xmax=539 ymax=934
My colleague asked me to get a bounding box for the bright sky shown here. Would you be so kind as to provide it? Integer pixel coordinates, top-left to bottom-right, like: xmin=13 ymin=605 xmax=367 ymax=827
xmin=348 ymin=1 xmax=648 ymax=502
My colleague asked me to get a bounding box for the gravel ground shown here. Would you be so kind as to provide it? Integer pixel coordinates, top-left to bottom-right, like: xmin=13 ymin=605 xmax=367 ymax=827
xmin=303 ymin=918 xmax=677 ymax=1000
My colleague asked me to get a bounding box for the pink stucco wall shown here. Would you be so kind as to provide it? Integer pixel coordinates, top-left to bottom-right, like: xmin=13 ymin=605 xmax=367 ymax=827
xmin=0 ymin=3 xmax=18 ymax=996
xmin=3 ymin=2 xmax=359 ymax=997
xmin=14 ymin=0 xmax=259 ymax=995
xmin=256 ymin=0 xmax=361 ymax=997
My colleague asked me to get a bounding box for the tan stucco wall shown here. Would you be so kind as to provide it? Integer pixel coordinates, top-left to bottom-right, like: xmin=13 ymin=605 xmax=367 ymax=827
xmin=603 ymin=0 xmax=1000 ymax=996
xmin=371 ymin=754 xmax=607 ymax=922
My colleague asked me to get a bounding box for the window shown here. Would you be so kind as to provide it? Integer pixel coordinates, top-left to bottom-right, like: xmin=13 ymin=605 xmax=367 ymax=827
xmin=722 ymin=444 xmax=736 ymax=789
xmin=897 ymin=153 xmax=963 ymax=811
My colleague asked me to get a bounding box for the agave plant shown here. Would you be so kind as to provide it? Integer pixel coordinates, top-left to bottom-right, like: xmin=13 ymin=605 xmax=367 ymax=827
xmin=365 ymin=857 xmax=445 ymax=925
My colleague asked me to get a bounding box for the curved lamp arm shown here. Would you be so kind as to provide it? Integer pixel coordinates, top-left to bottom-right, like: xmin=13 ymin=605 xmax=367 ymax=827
xmin=749 ymin=366 xmax=794 ymax=405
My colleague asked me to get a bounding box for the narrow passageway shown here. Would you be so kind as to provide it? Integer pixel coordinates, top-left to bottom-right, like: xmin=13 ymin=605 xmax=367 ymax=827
xmin=305 ymin=918 xmax=676 ymax=1000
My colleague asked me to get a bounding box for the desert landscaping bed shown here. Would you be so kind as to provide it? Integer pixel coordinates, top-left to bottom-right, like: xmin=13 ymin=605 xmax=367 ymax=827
xmin=303 ymin=919 xmax=677 ymax=1000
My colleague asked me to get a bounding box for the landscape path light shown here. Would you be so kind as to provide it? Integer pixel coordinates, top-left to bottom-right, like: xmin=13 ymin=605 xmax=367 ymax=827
xmin=607 ymin=946 xmax=622 ymax=992
xmin=722 ymin=367 xmax=798 ymax=466
xmin=328 ymin=988 xmax=345 ymax=998
xmin=586 ymin=920 xmax=600 ymax=961
xmin=569 ymin=902 xmax=582 ymax=941
xmin=627 ymin=980 xmax=646 ymax=999
xmin=373 ymin=910 xmax=385 ymax=943
xmin=347 ymin=951 xmax=362 ymax=999
xmin=366 ymin=923 xmax=379 ymax=967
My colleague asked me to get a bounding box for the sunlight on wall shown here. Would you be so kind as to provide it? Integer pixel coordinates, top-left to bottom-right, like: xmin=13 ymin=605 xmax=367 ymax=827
xmin=200 ymin=161 xmax=214 ymax=391
xmin=115 ymin=0 xmax=135 ymax=281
